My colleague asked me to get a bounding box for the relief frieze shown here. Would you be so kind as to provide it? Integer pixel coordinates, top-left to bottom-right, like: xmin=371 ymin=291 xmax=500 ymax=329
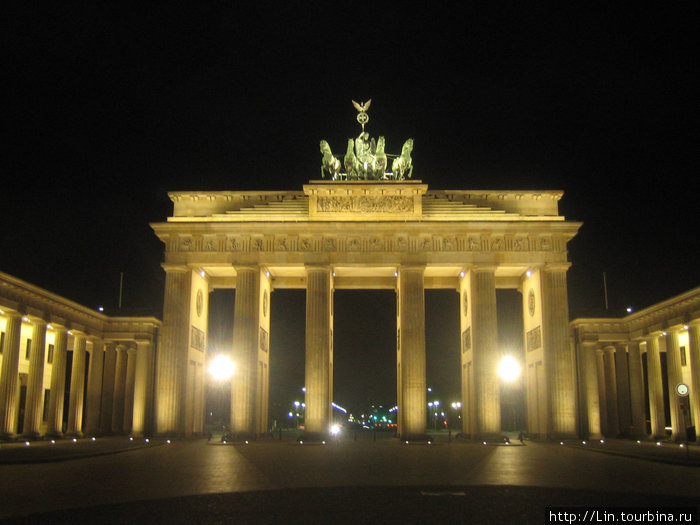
xmin=316 ymin=195 xmax=413 ymax=214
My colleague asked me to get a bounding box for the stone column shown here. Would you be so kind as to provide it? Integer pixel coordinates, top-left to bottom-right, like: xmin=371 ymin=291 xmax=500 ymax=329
xmin=132 ymin=340 xmax=155 ymax=437
xmin=23 ymin=318 xmax=47 ymax=438
xmin=664 ymin=329 xmax=686 ymax=441
xmin=84 ymin=339 xmax=104 ymax=435
xmin=304 ymin=266 xmax=333 ymax=437
xmin=66 ymin=335 xmax=87 ymax=436
xmin=46 ymin=327 xmax=68 ymax=436
xmin=0 ymin=312 xmax=22 ymax=438
xmin=471 ymin=266 xmax=500 ymax=438
xmin=397 ymin=266 xmax=427 ymax=440
xmin=231 ymin=267 xmax=260 ymax=438
xmin=541 ymin=264 xmax=577 ymax=438
xmin=124 ymin=348 xmax=137 ymax=434
xmin=100 ymin=343 xmax=117 ymax=434
xmin=581 ymin=341 xmax=602 ymax=438
xmin=627 ymin=341 xmax=647 ymax=438
xmin=156 ymin=266 xmax=191 ymax=435
xmin=602 ymin=346 xmax=619 ymax=437
xmin=614 ymin=344 xmax=632 ymax=436
xmin=688 ymin=322 xmax=700 ymax=442
xmin=595 ymin=349 xmax=608 ymax=437
xmin=645 ymin=335 xmax=666 ymax=438
xmin=112 ymin=345 xmax=127 ymax=433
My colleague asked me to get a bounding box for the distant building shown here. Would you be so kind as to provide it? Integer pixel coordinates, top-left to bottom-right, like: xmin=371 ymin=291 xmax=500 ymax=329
xmin=572 ymin=287 xmax=699 ymax=441
xmin=0 ymin=271 xmax=160 ymax=439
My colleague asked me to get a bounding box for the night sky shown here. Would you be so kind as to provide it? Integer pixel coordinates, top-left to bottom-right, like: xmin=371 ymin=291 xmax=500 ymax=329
xmin=3 ymin=5 xmax=698 ymax=416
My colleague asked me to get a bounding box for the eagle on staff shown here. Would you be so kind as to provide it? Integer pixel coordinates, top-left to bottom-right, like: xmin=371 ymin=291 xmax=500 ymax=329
xmin=352 ymin=99 xmax=371 ymax=130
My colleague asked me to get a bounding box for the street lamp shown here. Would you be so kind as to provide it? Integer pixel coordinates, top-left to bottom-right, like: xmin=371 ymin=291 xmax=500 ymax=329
xmin=498 ymin=355 xmax=521 ymax=383
xmin=208 ymin=354 xmax=235 ymax=381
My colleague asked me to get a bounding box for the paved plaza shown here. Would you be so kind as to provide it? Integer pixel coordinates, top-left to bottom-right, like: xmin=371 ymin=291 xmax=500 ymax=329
xmin=1 ymin=434 xmax=698 ymax=523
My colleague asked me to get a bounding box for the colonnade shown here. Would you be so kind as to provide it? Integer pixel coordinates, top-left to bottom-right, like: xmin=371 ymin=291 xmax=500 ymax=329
xmin=0 ymin=297 xmax=158 ymax=440
xmin=155 ymin=261 xmax=578 ymax=441
xmin=576 ymin=314 xmax=700 ymax=442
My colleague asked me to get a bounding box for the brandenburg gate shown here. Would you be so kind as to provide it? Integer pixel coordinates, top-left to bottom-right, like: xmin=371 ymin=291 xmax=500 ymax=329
xmin=151 ymin=104 xmax=582 ymax=440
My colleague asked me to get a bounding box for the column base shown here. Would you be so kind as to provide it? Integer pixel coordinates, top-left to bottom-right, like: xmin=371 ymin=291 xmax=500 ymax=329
xmin=398 ymin=433 xmax=432 ymax=443
xmin=296 ymin=431 xmax=330 ymax=443
xmin=0 ymin=432 xmax=18 ymax=441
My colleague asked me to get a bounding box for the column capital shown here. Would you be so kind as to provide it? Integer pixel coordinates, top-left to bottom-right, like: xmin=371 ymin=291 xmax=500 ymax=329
xmin=542 ymin=262 xmax=572 ymax=273
xmin=161 ymin=263 xmax=190 ymax=273
xmin=471 ymin=264 xmax=497 ymax=273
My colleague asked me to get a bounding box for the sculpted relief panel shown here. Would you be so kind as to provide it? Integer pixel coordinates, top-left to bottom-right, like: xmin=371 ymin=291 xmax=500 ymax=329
xmin=173 ymin=233 xmax=562 ymax=254
xmin=316 ymin=195 xmax=414 ymax=214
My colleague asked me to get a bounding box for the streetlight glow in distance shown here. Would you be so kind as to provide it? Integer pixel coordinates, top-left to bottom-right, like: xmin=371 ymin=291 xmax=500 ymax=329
xmin=498 ymin=355 xmax=521 ymax=383
xmin=208 ymin=354 xmax=235 ymax=381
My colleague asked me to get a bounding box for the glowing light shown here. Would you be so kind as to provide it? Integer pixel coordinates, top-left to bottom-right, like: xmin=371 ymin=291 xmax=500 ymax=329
xmin=145 ymin=439 xmax=149 ymax=443
xmin=526 ymin=270 xmax=533 ymax=278
xmin=600 ymin=439 xmax=605 ymax=444
xmin=91 ymin=437 xmax=96 ymax=441
xmin=208 ymin=354 xmax=235 ymax=381
xmin=98 ymin=306 xmax=104 ymax=312
xmin=166 ymin=440 xmax=171 ymax=444
xmin=50 ymin=440 xmax=55 ymax=444
xmin=460 ymin=271 xmax=465 ymax=278
xmin=626 ymin=307 xmax=633 ymax=313
xmin=656 ymin=441 xmax=662 ymax=446
xmin=560 ymin=442 xmax=564 ymax=445
xmin=130 ymin=437 xmax=133 ymax=441
xmin=330 ymin=424 xmax=341 ymax=436
xmin=498 ymin=355 xmax=521 ymax=382
xmin=72 ymin=438 xmax=77 ymax=443
xmin=582 ymin=441 xmax=587 ymax=445
xmin=25 ymin=441 xmax=30 ymax=446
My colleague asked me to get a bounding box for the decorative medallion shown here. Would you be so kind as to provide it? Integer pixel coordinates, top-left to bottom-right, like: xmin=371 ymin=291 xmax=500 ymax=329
xmin=528 ymin=289 xmax=536 ymax=317
xmin=196 ymin=289 xmax=203 ymax=318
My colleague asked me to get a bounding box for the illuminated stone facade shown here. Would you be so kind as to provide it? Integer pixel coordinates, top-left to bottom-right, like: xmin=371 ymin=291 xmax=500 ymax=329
xmin=572 ymin=287 xmax=700 ymax=441
xmin=151 ymin=180 xmax=582 ymax=439
xmin=0 ymin=271 xmax=160 ymax=439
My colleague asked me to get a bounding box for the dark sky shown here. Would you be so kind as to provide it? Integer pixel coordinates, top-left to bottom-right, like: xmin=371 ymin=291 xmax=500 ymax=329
xmin=3 ymin=5 xmax=698 ymax=415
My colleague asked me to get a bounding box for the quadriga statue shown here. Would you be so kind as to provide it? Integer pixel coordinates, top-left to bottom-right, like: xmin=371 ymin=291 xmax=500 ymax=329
xmin=320 ymin=140 xmax=341 ymax=180
xmin=391 ymin=138 xmax=414 ymax=180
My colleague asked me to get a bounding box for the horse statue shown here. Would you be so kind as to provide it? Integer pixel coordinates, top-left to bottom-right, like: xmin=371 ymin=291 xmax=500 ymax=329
xmin=371 ymin=136 xmax=388 ymax=179
xmin=344 ymin=138 xmax=359 ymax=180
xmin=391 ymin=138 xmax=414 ymax=179
xmin=320 ymin=140 xmax=341 ymax=180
